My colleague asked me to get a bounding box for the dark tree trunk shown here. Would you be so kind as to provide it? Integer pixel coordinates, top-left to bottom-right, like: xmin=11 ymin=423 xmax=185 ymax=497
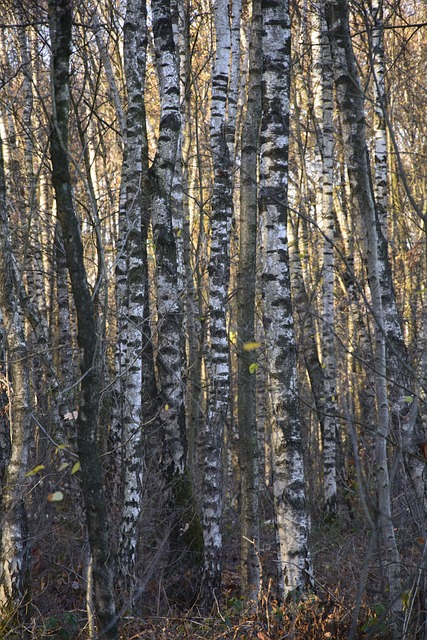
xmin=48 ymin=1 xmax=118 ymax=637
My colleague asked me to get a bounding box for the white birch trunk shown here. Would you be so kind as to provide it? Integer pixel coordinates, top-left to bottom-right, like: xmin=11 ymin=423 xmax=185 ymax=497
xmin=149 ymin=4 xmax=202 ymax=602
xmin=0 ymin=135 xmax=31 ymax=619
xmin=150 ymin=0 xmax=186 ymax=480
xmin=54 ymin=220 xmax=76 ymax=419
xmin=260 ymin=0 xmax=313 ymax=597
xmin=14 ymin=2 xmax=46 ymax=320
xmin=371 ymin=0 xmax=427 ymax=547
xmin=318 ymin=6 xmax=338 ymax=515
xmin=372 ymin=0 xmax=387 ymax=239
xmin=202 ymin=0 xmax=233 ymax=602
xmin=227 ymin=0 xmax=242 ymax=158
xmin=116 ymin=0 xmax=149 ymax=599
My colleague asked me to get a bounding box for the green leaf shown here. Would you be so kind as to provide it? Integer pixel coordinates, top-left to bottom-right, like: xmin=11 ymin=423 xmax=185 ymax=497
xmin=372 ymin=603 xmax=386 ymax=616
xmin=25 ymin=464 xmax=45 ymax=477
xmin=402 ymin=590 xmax=410 ymax=609
xmin=249 ymin=363 xmax=259 ymax=374
xmin=404 ymin=395 xmax=414 ymax=403
xmin=58 ymin=462 xmax=70 ymax=472
xmin=71 ymin=462 xmax=81 ymax=474
xmin=47 ymin=491 xmax=64 ymax=502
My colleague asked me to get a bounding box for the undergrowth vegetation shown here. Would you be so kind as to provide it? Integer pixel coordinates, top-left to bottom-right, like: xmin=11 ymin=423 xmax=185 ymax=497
xmin=1 ymin=502 xmax=425 ymax=639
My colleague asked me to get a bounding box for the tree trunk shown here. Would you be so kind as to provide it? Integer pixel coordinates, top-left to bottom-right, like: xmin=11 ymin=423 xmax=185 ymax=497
xmin=202 ymin=0 xmax=233 ymax=604
xmin=0 ymin=133 xmax=31 ymax=625
xmin=115 ymin=0 xmax=153 ymax=605
xmin=317 ymin=6 xmax=338 ymax=515
xmin=237 ymin=0 xmax=262 ymax=603
xmin=48 ymin=1 xmax=118 ymax=636
xmin=260 ymin=0 xmax=313 ymax=598
xmin=150 ymin=0 xmax=202 ymax=603
xmin=325 ymin=0 xmax=403 ymax=630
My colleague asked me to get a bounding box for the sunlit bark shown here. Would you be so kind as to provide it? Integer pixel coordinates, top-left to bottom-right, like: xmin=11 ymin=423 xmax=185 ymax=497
xmin=237 ymin=0 xmax=262 ymax=602
xmin=202 ymin=0 xmax=233 ymax=603
xmin=316 ymin=4 xmax=338 ymax=515
xmin=114 ymin=0 xmax=151 ymax=602
xmin=260 ymin=0 xmax=313 ymax=597
xmin=325 ymin=0 xmax=403 ymax=629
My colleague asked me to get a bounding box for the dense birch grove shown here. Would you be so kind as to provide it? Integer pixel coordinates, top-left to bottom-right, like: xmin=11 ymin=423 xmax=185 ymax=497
xmin=1 ymin=0 xmax=427 ymax=638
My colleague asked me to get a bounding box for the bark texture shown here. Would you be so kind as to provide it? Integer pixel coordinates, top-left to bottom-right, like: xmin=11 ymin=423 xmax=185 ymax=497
xmin=314 ymin=4 xmax=338 ymax=515
xmin=150 ymin=0 xmax=202 ymax=601
xmin=202 ymin=0 xmax=233 ymax=603
xmin=237 ymin=0 xmax=262 ymax=602
xmin=325 ymin=0 xmax=403 ymax=629
xmin=48 ymin=1 xmax=118 ymax=636
xmin=260 ymin=0 xmax=313 ymax=597
xmin=115 ymin=0 xmax=152 ymax=602
xmin=0 ymin=134 xmax=31 ymax=621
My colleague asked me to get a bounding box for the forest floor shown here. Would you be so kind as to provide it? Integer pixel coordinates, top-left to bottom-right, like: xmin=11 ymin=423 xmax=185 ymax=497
xmin=118 ymin=489 xmax=425 ymax=640
xmin=129 ymin=508 xmax=421 ymax=640
xmin=2 ymin=488 xmax=425 ymax=639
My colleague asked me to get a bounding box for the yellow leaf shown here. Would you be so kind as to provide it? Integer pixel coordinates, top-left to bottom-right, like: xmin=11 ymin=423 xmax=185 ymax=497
xmin=228 ymin=330 xmax=237 ymax=344
xmin=164 ymin=404 xmax=169 ymax=411
xmin=25 ymin=464 xmax=45 ymax=477
xmin=47 ymin=491 xmax=64 ymax=502
xmin=243 ymin=341 xmax=262 ymax=351
xmin=71 ymin=462 xmax=81 ymax=474
xmin=249 ymin=363 xmax=259 ymax=374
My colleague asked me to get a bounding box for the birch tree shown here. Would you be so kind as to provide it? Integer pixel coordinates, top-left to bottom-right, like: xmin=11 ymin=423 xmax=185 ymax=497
xmin=260 ymin=0 xmax=313 ymax=597
xmin=149 ymin=0 xmax=201 ymax=596
xmin=315 ymin=3 xmax=338 ymax=515
xmin=114 ymin=0 xmax=151 ymax=601
xmin=369 ymin=1 xmax=411 ymax=419
xmin=0 ymin=134 xmax=31 ymax=623
xmin=150 ymin=0 xmax=184 ymax=483
xmin=369 ymin=0 xmax=427 ymax=535
xmin=325 ymin=0 xmax=403 ymax=628
xmin=202 ymin=0 xmax=233 ymax=603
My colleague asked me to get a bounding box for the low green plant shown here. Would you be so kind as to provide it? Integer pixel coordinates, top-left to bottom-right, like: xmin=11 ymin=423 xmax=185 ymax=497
xmin=41 ymin=611 xmax=78 ymax=639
